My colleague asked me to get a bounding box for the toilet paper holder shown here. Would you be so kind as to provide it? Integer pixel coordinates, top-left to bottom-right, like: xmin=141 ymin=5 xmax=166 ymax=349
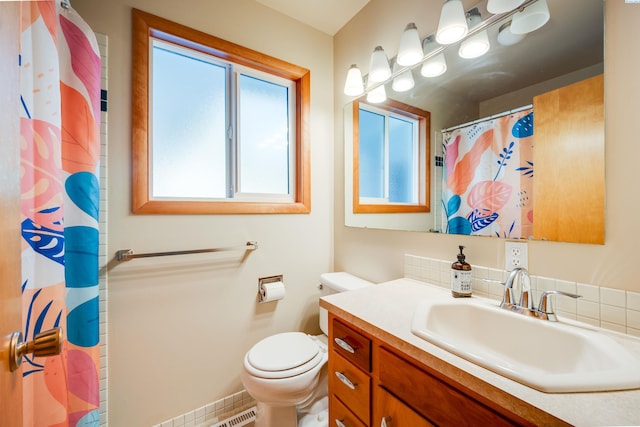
xmin=258 ymin=275 xmax=284 ymax=303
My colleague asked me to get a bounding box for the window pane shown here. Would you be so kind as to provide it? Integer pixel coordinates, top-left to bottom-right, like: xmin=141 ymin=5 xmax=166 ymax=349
xmin=359 ymin=109 xmax=385 ymax=198
xmin=151 ymin=41 xmax=227 ymax=198
xmin=238 ymin=74 xmax=290 ymax=195
xmin=389 ymin=116 xmax=416 ymax=203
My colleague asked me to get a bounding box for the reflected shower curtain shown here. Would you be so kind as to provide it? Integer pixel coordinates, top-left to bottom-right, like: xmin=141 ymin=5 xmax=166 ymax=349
xmin=19 ymin=1 xmax=101 ymax=425
xmin=441 ymin=109 xmax=534 ymax=239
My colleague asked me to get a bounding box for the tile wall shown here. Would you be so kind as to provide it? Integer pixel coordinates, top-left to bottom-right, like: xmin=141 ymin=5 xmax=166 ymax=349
xmin=404 ymin=254 xmax=640 ymax=337
xmin=152 ymin=390 xmax=255 ymax=427
xmin=96 ymin=32 xmax=109 ymax=427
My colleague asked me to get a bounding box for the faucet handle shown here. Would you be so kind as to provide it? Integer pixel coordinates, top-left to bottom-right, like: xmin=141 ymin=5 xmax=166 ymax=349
xmin=537 ymin=290 xmax=582 ymax=321
xmin=480 ymin=278 xmax=514 ymax=306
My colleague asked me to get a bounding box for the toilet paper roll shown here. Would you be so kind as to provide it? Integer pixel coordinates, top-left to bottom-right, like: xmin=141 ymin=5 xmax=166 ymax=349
xmin=260 ymin=281 xmax=285 ymax=303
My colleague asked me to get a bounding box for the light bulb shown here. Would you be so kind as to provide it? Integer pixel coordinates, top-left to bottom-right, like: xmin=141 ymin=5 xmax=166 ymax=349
xmin=436 ymin=0 xmax=468 ymax=45
xmin=366 ymin=84 xmax=386 ymax=103
xmin=368 ymin=46 xmax=391 ymax=83
xmin=392 ymin=69 xmax=414 ymax=92
xmin=459 ymin=30 xmax=490 ymax=58
xmin=397 ymin=23 xmax=423 ymax=66
xmin=344 ymin=64 xmax=364 ymax=96
xmin=510 ymin=0 xmax=550 ymax=35
xmin=421 ymin=53 xmax=447 ymax=77
xmin=486 ymin=0 xmax=526 ymax=14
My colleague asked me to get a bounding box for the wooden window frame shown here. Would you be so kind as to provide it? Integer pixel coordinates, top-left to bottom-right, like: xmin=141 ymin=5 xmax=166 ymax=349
xmin=131 ymin=9 xmax=311 ymax=214
xmin=352 ymin=99 xmax=431 ymax=214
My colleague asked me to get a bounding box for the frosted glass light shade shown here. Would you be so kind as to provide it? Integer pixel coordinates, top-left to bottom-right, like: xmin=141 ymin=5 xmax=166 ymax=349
xmin=436 ymin=0 xmax=468 ymax=45
xmin=397 ymin=23 xmax=423 ymax=66
xmin=487 ymin=0 xmax=526 ymax=14
xmin=458 ymin=30 xmax=490 ymax=58
xmin=392 ymin=69 xmax=414 ymax=92
xmin=344 ymin=64 xmax=364 ymax=96
xmin=420 ymin=53 xmax=447 ymax=77
xmin=369 ymin=46 xmax=391 ymax=83
xmin=510 ymin=0 xmax=550 ymax=34
xmin=366 ymin=84 xmax=387 ymax=103
xmin=497 ymin=21 xmax=526 ymax=46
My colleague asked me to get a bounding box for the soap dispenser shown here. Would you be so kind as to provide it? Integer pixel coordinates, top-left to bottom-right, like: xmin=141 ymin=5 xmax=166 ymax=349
xmin=451 ymin=245 xmax=472 ymax=298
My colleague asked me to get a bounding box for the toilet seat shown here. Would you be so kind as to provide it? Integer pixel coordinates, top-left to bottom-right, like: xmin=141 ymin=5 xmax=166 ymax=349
xmin=245 ymin=332 xmax=323 ymax=379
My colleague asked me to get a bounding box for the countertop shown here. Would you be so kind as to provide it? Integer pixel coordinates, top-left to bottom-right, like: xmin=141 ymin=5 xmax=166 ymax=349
xmin=319 ymin=278 xmax=640 ymax=426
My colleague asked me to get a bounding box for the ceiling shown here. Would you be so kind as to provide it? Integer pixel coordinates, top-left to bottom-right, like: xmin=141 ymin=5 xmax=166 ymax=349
xmin=254 ymin=0 xmax=370 ymax=35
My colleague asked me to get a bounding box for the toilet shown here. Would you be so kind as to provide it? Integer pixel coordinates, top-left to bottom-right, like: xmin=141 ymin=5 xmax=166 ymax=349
xmin=241 ymin=272 xmax=373 ymax=427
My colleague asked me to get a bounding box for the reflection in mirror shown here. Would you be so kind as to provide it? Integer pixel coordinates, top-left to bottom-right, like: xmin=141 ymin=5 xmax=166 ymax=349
xmin=344 ymin=0 xmax=604 ymax=243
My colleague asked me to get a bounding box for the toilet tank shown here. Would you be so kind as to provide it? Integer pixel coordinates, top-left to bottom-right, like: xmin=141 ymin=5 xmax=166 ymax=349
xmin=319 ymin=272 xmax=373 ymax=335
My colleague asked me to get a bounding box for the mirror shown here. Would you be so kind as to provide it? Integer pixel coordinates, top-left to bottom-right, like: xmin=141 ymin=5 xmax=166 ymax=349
xmin=344 ymin=0 xmax=604 ymax=242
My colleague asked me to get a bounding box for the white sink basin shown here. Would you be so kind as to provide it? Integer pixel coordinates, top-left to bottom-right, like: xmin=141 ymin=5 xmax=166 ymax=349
xmin=411 ymin=298 xmax=640 ymax=393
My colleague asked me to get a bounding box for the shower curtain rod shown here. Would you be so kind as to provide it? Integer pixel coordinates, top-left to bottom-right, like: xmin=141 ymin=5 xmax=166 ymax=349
xmin=442 ymin=104 xmax=533 ymax=133
xmin=115 ymin=241 xmax=258 ymax=262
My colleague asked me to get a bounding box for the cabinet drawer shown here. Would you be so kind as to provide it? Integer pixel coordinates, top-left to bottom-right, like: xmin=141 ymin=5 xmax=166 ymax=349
xmin=374 ymin=386 xmax=434 ymax=427
xmin=330 ymin=351 xmax=371 ymax=424
xmin=332 ymin=318 xmax=371 ymax=372
xmin=330 ymin=394 xmax=367 ymax=427
xmin=378 ymin=347 xmax=518 ymax=426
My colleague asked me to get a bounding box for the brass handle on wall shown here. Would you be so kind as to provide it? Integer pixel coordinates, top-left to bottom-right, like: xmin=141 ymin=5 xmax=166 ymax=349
xmin=8 ymin=328 xmax=63 ymax=372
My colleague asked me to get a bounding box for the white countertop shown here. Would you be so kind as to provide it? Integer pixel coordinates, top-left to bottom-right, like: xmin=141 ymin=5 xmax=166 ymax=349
xmin=320 ymin=278 xmax=640 ymax=426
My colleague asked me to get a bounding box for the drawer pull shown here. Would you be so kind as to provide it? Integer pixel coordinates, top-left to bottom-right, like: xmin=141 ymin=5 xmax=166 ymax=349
xmin=334 ymin=337 xmax=356 ymax=353
xmin=335 ymin=371 xmax=357 ymax=389
xmin=335 ymin=419 xmax=347 ymax=427
xmin=381 ymin=416 xmax=392 ymax=427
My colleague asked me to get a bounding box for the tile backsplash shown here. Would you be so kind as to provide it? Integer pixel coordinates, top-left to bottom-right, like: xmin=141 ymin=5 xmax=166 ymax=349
xmin=404 ymin=254 xmax=640 ymax=337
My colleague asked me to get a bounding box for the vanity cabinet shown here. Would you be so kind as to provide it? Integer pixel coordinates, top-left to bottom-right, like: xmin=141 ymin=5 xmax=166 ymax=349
xmin=329 ymin=315 xmax=534 ymax=427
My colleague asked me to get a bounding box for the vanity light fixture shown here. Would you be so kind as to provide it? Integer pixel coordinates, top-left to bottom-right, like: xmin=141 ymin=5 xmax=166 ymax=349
xmin=392 ymin=62 xmax=415 ymax=92
xmin=486 ymin=0 xmax=526 ymax=14
xmin=436 ymin=0 xmax=469 ymax=45
xmin=420 ymin=37 xmax=447 ymax=77
xmin=344 ymin=64 xmax=365 ymax=96
xmin=366 ymin=83 xmax=387 ymax=103
xmin=368 ymin=46 xmax=392 ymax=83
xmin=458 ymin=9 xmax=490 ymax=59
xmin=397 ymin=23 xmax=424 ymax=66
xmin=510 ymin=0 xmax=550 ymax=34
xmin=497 ymin=21 xmax=526 ymax=46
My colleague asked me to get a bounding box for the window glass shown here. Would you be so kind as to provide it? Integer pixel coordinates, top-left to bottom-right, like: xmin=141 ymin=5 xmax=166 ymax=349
xmin=151 ymin=41 xmax=228 ymax=199
xmin=359 ymin=109 xmax=385 ymax=199
xmin=238 ymin=73 xmax=292 ymax=197
xmin=388 ymin=115 xmax=416 ymax=203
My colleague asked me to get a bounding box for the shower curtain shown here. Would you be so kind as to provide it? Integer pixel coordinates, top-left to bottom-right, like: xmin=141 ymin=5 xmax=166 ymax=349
xmin=441 ymin=109 xmax=534 ymax=239
xmin=19 ymin=1 xmax=101 ymax=425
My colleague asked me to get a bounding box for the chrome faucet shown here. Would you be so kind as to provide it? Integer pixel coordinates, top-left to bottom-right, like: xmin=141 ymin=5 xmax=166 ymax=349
xmin=500 ymin=267 xmax=582 ymax=321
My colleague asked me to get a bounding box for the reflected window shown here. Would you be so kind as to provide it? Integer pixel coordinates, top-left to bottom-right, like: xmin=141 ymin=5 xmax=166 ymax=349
xmin=353 ymin=100 xmax=430 ymax=213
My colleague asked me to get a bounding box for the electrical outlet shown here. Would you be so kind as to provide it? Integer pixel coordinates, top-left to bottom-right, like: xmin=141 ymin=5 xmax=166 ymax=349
xmin=504 ymin=241 xmax=528 ymax=271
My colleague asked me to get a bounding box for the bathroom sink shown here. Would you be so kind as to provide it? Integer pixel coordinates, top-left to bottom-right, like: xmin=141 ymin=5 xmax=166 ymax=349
xmin=411 ymin=298 xmax=640 ymax=393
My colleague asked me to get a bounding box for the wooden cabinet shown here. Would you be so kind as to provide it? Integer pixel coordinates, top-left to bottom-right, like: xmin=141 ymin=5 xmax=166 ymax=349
xmin=533 ymin=74 xmax=604 ymax=244
xmin=328 ymin=314 xmax=535 ymax=427
xmin=329 ymin=319 xmax=372 ymax=426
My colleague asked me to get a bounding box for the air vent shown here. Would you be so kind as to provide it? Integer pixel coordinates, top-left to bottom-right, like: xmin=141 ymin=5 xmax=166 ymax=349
xmin=210 ymin=406 xmax=256 ymax=427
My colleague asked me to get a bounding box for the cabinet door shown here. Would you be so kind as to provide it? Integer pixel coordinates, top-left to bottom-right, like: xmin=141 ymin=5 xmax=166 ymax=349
xmin=374 ymin=387 xmax=433 ymax=427
xmin=533 ymin=74 xmax=604 ymax=244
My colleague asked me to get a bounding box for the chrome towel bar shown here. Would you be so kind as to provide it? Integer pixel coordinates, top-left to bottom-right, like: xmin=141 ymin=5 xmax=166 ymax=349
xmin=115 ymin=241 xmax=258 ymax=262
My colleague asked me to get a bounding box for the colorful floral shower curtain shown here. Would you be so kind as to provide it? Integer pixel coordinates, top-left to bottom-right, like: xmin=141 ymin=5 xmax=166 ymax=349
xmin=19 ymin=1 xmax=101 ymax=425
xmin=441 ymin=109 xmax=534 ymax=239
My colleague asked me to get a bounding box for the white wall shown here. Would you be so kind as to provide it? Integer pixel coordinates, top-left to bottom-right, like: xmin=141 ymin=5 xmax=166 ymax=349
xmin=73 ymin=0 xmax=335 ymax=425
xmin=334 ymin=0 xmax=640 ymax=291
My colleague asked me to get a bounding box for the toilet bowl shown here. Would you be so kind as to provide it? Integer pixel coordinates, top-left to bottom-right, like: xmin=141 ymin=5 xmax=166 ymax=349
xmin=241 ymin=272 xmax=373 ymax=427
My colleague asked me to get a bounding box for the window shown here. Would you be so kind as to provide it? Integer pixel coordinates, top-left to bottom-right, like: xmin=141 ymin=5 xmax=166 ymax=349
xmin=352 ymin=100 xmax=430 ymax=213
xmin=132 ymin=9 xmax=310 ymax=214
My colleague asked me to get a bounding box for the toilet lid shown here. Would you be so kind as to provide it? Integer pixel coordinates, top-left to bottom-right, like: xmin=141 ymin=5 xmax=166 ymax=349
xmin=247 ymin=332 xmax=320 ymax=372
